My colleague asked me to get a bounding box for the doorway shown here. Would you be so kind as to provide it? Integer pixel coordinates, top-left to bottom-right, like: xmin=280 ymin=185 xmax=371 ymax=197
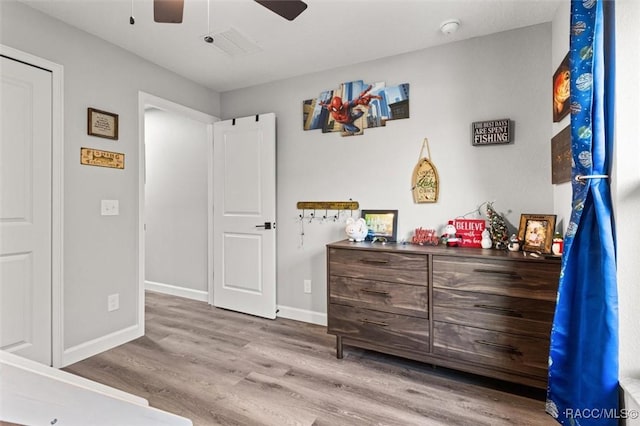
xmin=138 ymin=93 xmax=216 ymax=318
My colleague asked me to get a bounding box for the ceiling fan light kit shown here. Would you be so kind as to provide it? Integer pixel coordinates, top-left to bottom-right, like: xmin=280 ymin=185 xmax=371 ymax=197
xmin=153 ymin=0 xmax=184 ymax=23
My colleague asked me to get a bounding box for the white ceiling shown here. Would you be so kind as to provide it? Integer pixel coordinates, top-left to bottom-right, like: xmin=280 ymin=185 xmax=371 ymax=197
xmin=21 ymin=0 xmax=562 ymax=92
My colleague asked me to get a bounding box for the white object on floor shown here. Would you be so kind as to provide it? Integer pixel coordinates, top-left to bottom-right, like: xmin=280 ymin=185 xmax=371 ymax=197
xmin=621 ymin=377 xmax=640 ymax=426
xmin=0 ymin=350 xmax=192 ymax=426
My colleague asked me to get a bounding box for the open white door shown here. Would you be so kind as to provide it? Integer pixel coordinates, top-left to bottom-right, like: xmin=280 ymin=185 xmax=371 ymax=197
xmin=213 ymin=113 xmax=276 ymax=319
xmin=0 ymin=56 xmax=52 ymax=364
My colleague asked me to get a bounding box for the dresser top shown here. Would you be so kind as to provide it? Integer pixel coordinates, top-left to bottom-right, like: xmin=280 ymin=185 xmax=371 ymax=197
xmin=327 ymin=239 xmax=562 ymax=265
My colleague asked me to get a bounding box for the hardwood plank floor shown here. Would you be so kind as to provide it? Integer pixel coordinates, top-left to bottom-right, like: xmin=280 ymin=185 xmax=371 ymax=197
xmin=64 ymin=292 xmax=556 ymax=426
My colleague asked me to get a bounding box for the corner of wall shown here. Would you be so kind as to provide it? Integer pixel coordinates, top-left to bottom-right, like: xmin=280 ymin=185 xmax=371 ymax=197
xmin=551 ymin=0 xmax=572 ymax=231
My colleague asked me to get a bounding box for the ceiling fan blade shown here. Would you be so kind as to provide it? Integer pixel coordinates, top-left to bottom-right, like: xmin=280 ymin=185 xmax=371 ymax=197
xmin=255 ymin=0 xmax=308 ymax=21
xmin=154 ymin=0 xmax=184 ymax=23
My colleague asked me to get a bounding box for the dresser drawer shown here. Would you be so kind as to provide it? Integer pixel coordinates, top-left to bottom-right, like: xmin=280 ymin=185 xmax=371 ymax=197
xmin=432 ymin=256 xmax=559 ymax=301
xmin=433 ymin=288 xmax=554 ymax=338
xmin=329 ymin=248 xmax=427 ymax=285
xmin=328 ymin=304 xmax=429 ymax=353
xmin=433 ymin=321 xmax=548 ymax=378
xmin=330 ymin=276 xmax=428 ymax=318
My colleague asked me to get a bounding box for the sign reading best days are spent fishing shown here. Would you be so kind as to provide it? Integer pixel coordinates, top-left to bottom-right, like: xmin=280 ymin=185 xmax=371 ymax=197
xmin=471 ymin=119 xmax=514 ymax=146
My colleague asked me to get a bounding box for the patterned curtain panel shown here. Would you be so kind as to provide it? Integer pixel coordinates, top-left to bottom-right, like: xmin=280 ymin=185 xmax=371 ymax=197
xmin=546 ymin=0 xmax=618 ymax=424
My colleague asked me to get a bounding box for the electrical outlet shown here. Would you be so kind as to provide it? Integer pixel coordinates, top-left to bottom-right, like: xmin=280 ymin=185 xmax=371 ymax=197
xmin=108 ymin=293 xmax=120 ymax=312
xmin=304 ymin=279 xmax=312 ymax=294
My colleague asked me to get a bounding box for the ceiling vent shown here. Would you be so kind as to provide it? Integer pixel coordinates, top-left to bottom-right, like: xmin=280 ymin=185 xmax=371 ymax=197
xmin=207 ymin=27 xmax=262 ymax=57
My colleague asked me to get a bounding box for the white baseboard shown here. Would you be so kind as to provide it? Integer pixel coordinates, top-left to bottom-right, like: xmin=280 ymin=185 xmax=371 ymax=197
xmin=277 ymin=305 xmax=327 ymax=326
xmin=61 ymin=324 xmax=143 ymax=367
xmin=145 ymin=280 xmax=208 ymax=302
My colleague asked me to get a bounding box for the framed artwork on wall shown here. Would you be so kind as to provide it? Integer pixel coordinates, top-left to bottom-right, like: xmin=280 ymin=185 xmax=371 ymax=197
xmin=87 ymin=107 xmax=119 ymax=140
xmin=551 ymin=125 xmax=572 ymax=184
xmin=552 ymin=53 xmax=570 ymax=123
xmin=361 ymin=210 xmax=398 ymax=242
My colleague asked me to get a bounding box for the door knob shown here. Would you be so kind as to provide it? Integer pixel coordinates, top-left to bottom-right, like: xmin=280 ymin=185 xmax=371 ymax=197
xmin=255 ymin=222 xmax=272 ymax=230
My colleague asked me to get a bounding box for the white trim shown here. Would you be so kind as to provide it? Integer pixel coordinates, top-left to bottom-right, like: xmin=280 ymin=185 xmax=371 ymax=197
xmin=137 ymin=93 xmax=147 ymax=343
xmin=138 ymin=92 xmax=219 ymax=326
xmin=145 ymin=281 xmax=208 ymax=302
xmin=207 ymin=123 xmax=214 ymax=305
xmin=61 ymin=325 xmax=142 ymax=368
xmin=277 ymin=305 xmax=327 ymax=326
xmin=1 ymin=45 xmax=64 ymax=368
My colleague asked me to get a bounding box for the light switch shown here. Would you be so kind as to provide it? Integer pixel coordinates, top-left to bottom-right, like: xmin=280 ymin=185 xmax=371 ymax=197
xmin=101 ymin=200 xmax=119 ymax=216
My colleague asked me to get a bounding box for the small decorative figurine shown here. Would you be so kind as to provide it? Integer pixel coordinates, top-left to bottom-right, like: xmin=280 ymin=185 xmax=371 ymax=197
xmin=442 ymin=221 xmax=462 ymax=247
xmin=552 ymin=232 xmax=564 ymax=255
xmin=481 ymin=229 xmax=493 ymax=249
xmin=345 ymin=217 xmax=368 ymax=242
xmin=508 ymin=234 xmax=521 ymax=252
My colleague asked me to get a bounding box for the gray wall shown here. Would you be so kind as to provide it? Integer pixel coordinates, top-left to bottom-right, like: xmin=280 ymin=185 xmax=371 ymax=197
xmin=0 ymin=1 xmax=220 ymax=362
xmin=144 ymin=109 xmax=209 ymax=296
xmin=221 ymin=23 xmax=553 ymax=317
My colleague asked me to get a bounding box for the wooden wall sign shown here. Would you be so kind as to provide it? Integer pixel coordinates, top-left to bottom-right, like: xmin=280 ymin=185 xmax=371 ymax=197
xmin=80 ymin=147 xmax=125 ymax=169
xmin=452 ymin=218 xmax=486 ymax=248
xmin=551 ymin=125 xmax=571 ymax=184
xmin=296 ymin=201 xmax=359 ymax=210
xmin=472 ymin=119 xmax=513 ymax=146
xmin=412 ymin=138 xmax=439 ymax=203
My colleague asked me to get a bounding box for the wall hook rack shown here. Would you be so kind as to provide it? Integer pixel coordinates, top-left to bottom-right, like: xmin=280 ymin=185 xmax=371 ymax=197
xmin=295 ymin=200 xmax=360 ymax=248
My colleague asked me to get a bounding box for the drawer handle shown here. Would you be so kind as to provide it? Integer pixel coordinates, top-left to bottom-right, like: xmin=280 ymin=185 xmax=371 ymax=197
xmin=360 ymin=319 xmax=389 ymax=327
xmin=361 ymin=288 xmax=390 ymax=296
xmin=473 ymin=268 xmax=522 ymax=280
xmin=360 ymin=258 xmax=389 ymax=265
xmin=473 ymin=304 xmax=523 ymax=318
xmin=475 ymin=340 xmax=522 ymax=355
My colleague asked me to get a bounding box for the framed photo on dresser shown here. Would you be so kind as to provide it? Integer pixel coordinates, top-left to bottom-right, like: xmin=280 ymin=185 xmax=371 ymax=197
xmin=361 ymin=210 xmax=398 ymax=242
xmin=518 ymin=214 xmax=556 ymax=254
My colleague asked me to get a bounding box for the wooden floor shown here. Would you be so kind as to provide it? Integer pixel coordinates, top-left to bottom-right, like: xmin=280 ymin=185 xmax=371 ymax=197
xmin=65 ymin=292 xmax=556 ymax=426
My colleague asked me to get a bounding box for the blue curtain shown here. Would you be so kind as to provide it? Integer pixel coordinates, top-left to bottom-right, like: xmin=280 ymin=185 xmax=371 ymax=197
xmin=546 ymin=0 xmax=618 ymax=424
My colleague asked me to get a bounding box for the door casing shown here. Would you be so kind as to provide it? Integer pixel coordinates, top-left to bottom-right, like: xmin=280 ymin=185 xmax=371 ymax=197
xmin=0 ymin=45 xmax=64 ymax=367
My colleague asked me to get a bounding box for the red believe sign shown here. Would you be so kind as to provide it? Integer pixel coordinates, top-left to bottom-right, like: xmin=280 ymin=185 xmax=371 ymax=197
xmin=452 ymin=219 xmax=486 ymax=248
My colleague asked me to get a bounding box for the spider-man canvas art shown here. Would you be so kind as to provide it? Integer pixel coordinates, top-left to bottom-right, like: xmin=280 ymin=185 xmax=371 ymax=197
xmin=303 ymin=80 xmax=409 ymax=137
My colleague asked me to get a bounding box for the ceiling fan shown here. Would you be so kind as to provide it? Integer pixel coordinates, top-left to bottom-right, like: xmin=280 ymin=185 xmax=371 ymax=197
xmin=153 ymin=0 xmax=308 ymax=24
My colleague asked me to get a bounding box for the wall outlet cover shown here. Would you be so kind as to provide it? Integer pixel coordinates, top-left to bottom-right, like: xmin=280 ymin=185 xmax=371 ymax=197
xmin=101 ymin=200 xmax=119 ymax=216
xmin=107 ymin=293 xmax=120 ymax=311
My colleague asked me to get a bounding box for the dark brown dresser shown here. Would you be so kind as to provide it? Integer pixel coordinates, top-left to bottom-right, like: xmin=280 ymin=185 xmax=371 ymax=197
xmin=326 ymin=240 xmax=560 ymax=388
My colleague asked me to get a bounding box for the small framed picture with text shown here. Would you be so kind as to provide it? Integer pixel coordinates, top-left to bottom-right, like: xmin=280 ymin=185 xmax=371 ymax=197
xmin=88 ymin=107 xmax=119 ymax=140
